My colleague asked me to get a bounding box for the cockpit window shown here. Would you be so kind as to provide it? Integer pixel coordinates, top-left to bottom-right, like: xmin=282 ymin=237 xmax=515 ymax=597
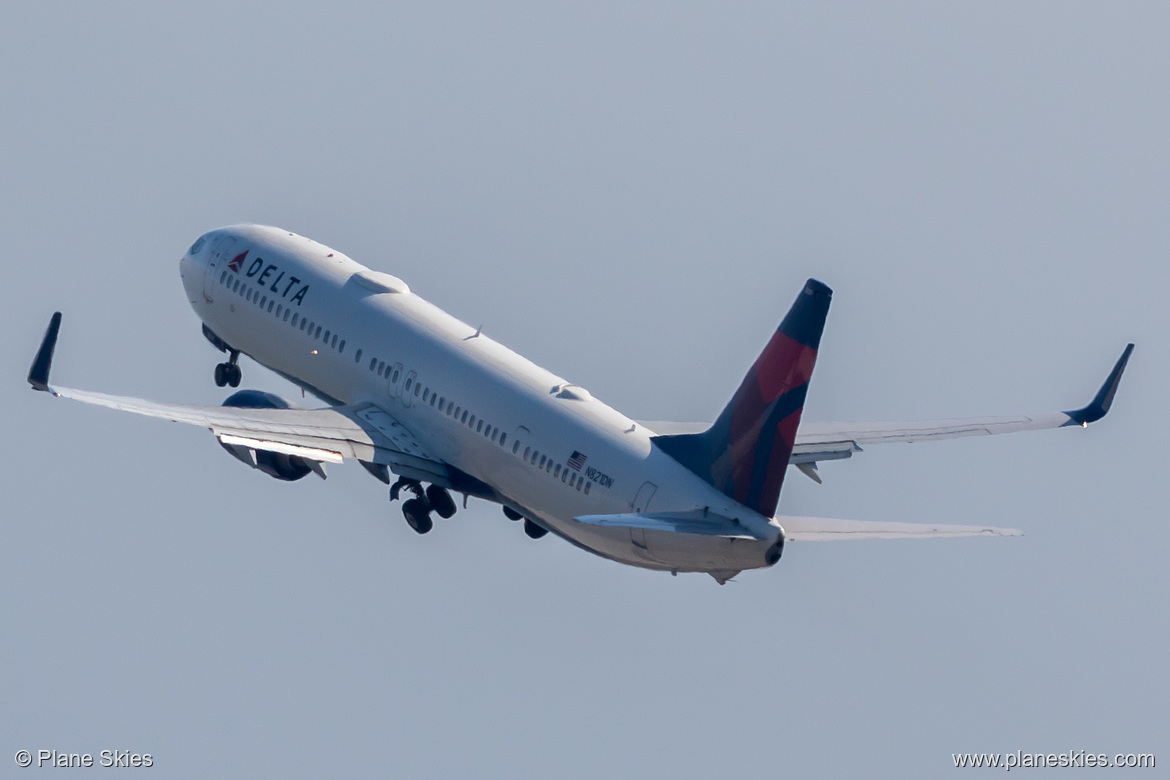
xmin=189 ymin=236 xmax=206 ymax=255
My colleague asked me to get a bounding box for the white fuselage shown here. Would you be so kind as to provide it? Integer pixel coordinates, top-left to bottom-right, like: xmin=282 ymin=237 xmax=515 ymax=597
xmin=180 ymin=225 xmax=780 ymax=574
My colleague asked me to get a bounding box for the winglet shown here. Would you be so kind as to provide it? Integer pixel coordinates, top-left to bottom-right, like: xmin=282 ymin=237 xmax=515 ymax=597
xmin=28 ymin=312 xmax=62 ymax=393
xmin=1063 ymin=343 xmax=1134 ymax=426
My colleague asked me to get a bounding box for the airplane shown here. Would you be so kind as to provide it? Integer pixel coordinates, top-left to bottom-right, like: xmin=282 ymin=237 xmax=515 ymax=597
xmin=27 ymin=225 xmax=1133 ymax=583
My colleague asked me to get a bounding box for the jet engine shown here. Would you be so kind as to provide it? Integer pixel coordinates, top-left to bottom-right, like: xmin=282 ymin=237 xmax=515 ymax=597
xmin=217 ymin=390 xmax=321 ymax=481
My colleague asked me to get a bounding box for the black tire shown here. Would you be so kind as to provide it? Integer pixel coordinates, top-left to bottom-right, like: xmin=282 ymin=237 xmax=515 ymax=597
xmin=214 ymin=363 xmax=227 ymax=387
xmin=227 ymin=365 xmax=242 ymax=387
xmin=403 ymin=498 xmax=432 ymax=534
xmin=425 ymin=484 xmax=457 ymax=519
xmin=502 ymin=506 xmax=522 ymax=521
xmin=524 ymin=519 xmax=548 ymax=539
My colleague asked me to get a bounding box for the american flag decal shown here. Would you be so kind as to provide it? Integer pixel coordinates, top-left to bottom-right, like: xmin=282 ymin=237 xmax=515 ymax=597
xmin=567 ymin=451 xmax=587 ymax=471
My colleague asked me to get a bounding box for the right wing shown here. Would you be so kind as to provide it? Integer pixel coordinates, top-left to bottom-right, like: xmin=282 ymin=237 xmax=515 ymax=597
xmin=27 ymin=312 xmax=465 ymax=490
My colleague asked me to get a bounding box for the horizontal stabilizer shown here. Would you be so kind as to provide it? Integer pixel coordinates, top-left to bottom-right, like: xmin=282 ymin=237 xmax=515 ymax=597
xmin=779 ymin=515 xmax=1022 ymax=541
xmin=575 ymin=511 xmax=771 ymax=540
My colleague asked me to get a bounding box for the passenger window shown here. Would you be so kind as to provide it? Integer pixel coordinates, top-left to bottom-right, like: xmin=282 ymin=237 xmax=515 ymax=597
xmin=584 ymin=481 xmax=591 ymax=495
xmin=538 ymin=454 xmax=546 ymax=468
xmin=276 ymin=305 xmax=283 ymax=318
xmin=355 ymin=349 xmax=362 ymax=362
xmin=265 ymin=299 xmax=272 ymax=311
xmin=576 ymin=480 xmax=583 ymax=491
xmin=323 ymin=330 xmax=330 ymax=342
xmin=499 ymin=433 xmax=507 ymax=447
xmin=469 ymin=414 xmax=476 ymax=428
xmin=461 ymin=411 xmax=468 ymax=424
xmin=332 ymin=335 xmax=338 ymax=349
xmin=414 ymin=383 xmax=421 ymax=397
xmin=422 ymin=389 xmax=430 ymax=403
xmin=339 ymin=340 xmax=345 ymax=353
xmin=554 ymin=464 xmax=561 ymax=477
xmin=284 ymin=309 xmax=291 ymax=322
xmin=562 ymin=470 xmax=568 ymax=483
xmin=292 ymin=313 xmax=299 ymax=326
xmin=524 ymin=446 xmax=531 ymax=459
xmin=513 ymin=441 xmax=520 ymax=454
xmin=430 ymin=394 xmax=437 ymax=407
xmin=219 ymin=271 xmax=227 ymax=284
xmin=476 ymin=420 xmax=483 ymax=433
xmin=391 ymin=368 xmax=400 ymax=382
xmin=233 ymin=279 xmax=240 ymax=293
xmin=301 ymin=320 xmax=307 ymax=332
xmin=405 ymin=378 xmax=412 ymax=391
xmin=439 ymin=396 xmax=445 ymax=409
xmin=315 ymin=326 xmax=322 ymax=338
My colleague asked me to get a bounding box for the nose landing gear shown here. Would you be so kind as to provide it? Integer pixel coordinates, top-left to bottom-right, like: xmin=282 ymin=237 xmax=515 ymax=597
xmin=214 ymin=350 xmax=242 ymax=388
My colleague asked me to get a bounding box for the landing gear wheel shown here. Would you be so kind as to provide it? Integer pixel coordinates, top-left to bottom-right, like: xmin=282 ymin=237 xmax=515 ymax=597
xmin=524 ymin=519 xmax=548 ymax=539
xmin=425 ymin=485 xmax=457 ymax=519
xmin=227 ymin=364 xmax=241 ymax=387
xmin=403 ymin=498 xmax=433 ymax=535
xmin=502 ymin=506 xmax=523 ymax=521
xmin=214 ymin=363 xmax=227 ymax=387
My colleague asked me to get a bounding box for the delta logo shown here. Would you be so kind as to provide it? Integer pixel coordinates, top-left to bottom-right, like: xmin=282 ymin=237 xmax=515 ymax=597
xmin=240 ymin=255 xmax=310 ymax=306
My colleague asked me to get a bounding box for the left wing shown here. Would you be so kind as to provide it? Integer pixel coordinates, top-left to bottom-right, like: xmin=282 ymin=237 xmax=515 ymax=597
xmin=27 ymin=312 xmax=462 ymax=489
xmin=642 ymin=344 xmax=1133 ymax=481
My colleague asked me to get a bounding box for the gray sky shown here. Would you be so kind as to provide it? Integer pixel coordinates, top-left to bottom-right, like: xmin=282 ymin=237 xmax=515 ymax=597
xmin=2 ymin=2 xmax=1166 ymax=777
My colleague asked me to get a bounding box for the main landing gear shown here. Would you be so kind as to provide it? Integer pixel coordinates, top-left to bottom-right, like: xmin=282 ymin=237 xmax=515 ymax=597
xmin=502 ymin=506 xmax=547 ymax=539
xmin=214 ymin=350 xmax=242 ymax=388
xmin=390 ymin=478 xmax=457 ymax=535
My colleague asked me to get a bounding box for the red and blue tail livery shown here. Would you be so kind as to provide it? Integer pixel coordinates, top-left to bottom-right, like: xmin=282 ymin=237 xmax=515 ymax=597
xmin=653 ymin=279 xmax=831 ymax=518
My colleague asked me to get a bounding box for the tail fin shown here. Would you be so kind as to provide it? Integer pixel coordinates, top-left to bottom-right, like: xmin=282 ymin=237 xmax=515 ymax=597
xmin=653 ymin=279 xmax=831 ymax=517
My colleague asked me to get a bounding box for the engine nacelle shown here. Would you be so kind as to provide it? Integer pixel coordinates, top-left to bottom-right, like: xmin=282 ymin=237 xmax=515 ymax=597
xmin=218 ymin=390 xmax=312 ymax=481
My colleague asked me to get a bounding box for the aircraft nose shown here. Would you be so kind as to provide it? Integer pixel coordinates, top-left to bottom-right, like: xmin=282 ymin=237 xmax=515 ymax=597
xmin=179 ymin=234 xmax=211 ymax=298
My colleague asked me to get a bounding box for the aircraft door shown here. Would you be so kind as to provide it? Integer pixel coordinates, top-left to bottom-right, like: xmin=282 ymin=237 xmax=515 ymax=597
xmin=401 ymin=370 xmax=417 ymax=407
xmin=510 ymin=426 xmax=530 ymax=456
xmin=633 ymin=481 xmax=657 ymax=513
xmin=387 ymin=363 xmax=403 ymax=398
xmin=630 ymin=481 xmax=657 ymax=551
xmin=203 ymin=236 xmax=236 ymax=302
